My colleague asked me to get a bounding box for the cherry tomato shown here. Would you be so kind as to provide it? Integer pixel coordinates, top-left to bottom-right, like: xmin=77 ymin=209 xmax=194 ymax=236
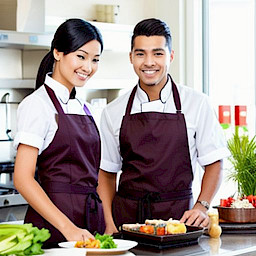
xmin=220 ymin=199 xmax=228 ymax=207
xmin=246 ymin=195 xmax=254 ymax=203
xmin=227 ymin=197 xmax=235 ymax=207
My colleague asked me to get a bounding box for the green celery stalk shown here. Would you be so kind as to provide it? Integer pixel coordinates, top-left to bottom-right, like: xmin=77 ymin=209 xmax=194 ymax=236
xmin=0 ymin=241 xmax=17 ymax=254
xmin=0 ymin=234 xmax=17 ymax=251
xmin=24 ymin=243 xmax=44 ymax=255
xmin=0 ymin=224 xmax=33 ymax=233
xmin=32 ymin=228 xmax=50 ymax=243
xmin=0 ymin=240 xmax=32 ymax=255
xmin=0 ymin=224 xmax=50 ymax=255
xmin=0 ymin=228 xmax=26 ymax=238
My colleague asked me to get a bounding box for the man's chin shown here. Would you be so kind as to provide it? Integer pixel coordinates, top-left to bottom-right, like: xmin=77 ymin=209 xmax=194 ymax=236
xmin=141 ymin=80 xmax=157 ymax=87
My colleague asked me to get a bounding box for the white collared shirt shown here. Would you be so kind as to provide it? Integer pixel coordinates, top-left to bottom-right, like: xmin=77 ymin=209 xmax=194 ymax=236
xmin=99 ymin=78 xmax=230 ymax=174
xmin=14 ymin=74 xmax=94 ymax=155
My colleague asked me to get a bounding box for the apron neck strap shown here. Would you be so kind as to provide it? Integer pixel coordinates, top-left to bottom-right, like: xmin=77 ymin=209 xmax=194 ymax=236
xmin=44 ymin=84 xmax=64 ymax=114
xmin=125 ymin=75 xmax=182 ymax=115
xmin=83 ymin=104 xmax=92 ymax=116
xmin=169 ymin=75 xmax=182 ymax=113
xmin=125 ymin=85 xmax=137 ymax=115
xmin=45 ymin=84 xmax=94 ymax=118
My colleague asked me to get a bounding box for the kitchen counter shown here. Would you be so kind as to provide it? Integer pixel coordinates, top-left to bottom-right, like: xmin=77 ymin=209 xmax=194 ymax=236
xmin=3 ymin=221 xmax=256 ymax=255
xmin=43 ymin=233 xmax=256 ymax=255
xmin=130 ymin=234 xmax=256 ymax=255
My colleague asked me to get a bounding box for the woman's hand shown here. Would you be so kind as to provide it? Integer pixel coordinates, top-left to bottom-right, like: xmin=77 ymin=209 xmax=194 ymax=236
xmin=62 ymin=224 xmax=94 ymax=241
xmin=104 ymin=224 xmax=118 ymax=235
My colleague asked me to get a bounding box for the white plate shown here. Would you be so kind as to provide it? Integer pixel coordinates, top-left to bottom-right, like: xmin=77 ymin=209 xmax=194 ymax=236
xmin=40 ymin=248 xmax=86 ymax=256
xmin=58 ymin=239 xmax=138 ymax=254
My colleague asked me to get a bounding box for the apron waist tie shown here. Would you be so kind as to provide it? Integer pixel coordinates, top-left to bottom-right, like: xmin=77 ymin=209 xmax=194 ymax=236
xmin=42 ymin=181 xmax=102 ymax=231
xmin=117 ymin=187 xmax=192 ymax=223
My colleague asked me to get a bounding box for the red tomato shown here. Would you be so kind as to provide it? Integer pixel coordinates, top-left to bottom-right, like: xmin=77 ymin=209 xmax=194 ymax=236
xmin=227 ymin=197 xmax=235 ymax=207
xmin=246 ymin=195 xmax=254 ymax=203
xmin=220 ymin=197 xmax=235 ymax=207
xmin=220 ymin=199 xmax=228 ymax=207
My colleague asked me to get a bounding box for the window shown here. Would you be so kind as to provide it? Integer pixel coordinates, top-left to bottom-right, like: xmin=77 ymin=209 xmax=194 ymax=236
xmin=203 ymin=0 xmax=255 ymax=204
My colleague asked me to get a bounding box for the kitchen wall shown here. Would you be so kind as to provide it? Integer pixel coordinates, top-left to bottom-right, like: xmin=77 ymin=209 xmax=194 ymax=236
xmin=0 ymin=0 xmax=207 ymax=209
xmin=44 ymin=0 xmax=187 ymax=84
xmin=0 ymin=0 xmax=189 ymax=90
xmin=0 ymin=0 xmax=200 ymax=161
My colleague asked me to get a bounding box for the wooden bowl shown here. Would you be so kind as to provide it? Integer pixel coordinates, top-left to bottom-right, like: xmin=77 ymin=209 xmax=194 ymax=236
xmin=215 ymin=206 xmax=256 ymax=223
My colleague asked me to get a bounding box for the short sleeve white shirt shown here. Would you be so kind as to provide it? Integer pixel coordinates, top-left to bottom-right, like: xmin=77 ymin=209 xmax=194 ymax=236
xmin=14 ymin=74 xmax=95 ymax=155
xmin=99 ymin=77 xmax=230 ymax=174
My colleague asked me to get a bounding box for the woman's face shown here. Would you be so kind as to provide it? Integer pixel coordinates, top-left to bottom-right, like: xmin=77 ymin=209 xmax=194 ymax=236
xmin=53 ymin=40 xmax=101 ymax=92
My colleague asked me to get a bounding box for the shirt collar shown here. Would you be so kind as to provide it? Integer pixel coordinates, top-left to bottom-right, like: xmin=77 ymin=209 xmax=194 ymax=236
xmin=44 ymin=73 xmax=78 ymax=104
xmin=136 ymin=75 xmax=172 ymax=104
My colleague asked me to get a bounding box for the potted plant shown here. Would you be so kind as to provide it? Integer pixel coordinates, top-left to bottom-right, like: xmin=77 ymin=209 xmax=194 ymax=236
xmin=215 ymin=132 xmax=256 ymax=223
xmin=227 ymin=131 xmax=256 ymax=196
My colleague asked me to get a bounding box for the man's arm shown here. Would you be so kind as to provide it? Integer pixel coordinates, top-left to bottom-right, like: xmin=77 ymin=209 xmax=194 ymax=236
xmin=97 ymin=169 xmax=118 ymax=234
xmin=180 ymin=160 xmax=223 ymax=227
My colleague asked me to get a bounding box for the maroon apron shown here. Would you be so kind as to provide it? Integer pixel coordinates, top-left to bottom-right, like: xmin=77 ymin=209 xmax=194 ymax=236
xmin=24 ymin=85 xmax=105 ymax=246
xmin=112 ymin=76 xmax=193 ymax=228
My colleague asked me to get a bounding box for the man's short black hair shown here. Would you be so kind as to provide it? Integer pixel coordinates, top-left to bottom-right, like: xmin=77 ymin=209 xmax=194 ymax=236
xmin=131 ymin=18 xmax=172 ymax=52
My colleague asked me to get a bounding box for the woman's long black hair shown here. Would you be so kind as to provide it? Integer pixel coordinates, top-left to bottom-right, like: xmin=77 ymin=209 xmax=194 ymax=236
xmin=36 ymin=19 xmax=103 ymax=89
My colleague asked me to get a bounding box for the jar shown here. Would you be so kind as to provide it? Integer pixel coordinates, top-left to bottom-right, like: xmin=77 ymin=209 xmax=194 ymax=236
xmin=208 ymin=209 xmax=222 ymax=238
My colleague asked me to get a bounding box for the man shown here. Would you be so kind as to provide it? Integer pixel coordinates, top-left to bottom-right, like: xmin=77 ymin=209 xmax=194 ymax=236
xmin=97 ymin=18 xmax=229 ymax=234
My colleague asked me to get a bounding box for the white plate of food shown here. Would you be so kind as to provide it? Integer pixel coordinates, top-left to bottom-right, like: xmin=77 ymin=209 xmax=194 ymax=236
xmin=58 ymin=239 xmax=138 ymax=254
xmin=41 ymin=248 xmax=87 ymax=256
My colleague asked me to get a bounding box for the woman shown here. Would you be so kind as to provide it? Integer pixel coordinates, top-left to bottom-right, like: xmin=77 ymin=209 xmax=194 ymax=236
xmin=13 ymin=18 xmax=105 ymax=246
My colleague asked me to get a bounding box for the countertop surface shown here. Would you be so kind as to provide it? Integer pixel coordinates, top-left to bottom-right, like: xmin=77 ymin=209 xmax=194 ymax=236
xmin=40 ymin=233 xmax=256 ymax=256
xmin=3 ymin=221 xmax=256 ymax=255
xmin=130 ymin=234 xmax=256 ymax=256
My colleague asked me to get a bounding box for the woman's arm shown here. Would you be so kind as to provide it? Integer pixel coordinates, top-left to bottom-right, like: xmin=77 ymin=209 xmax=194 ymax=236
xmin=97 ymin=169 xmax=118 ymax=234
xmin=14 ymin=144 xmax=94 ymax=240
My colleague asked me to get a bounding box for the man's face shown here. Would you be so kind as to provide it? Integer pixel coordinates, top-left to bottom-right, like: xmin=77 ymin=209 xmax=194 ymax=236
xmin=130 ymin=35 xmax=173 ymax=90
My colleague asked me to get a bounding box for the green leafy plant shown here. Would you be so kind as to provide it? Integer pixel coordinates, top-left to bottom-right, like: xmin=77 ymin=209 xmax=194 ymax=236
xmin=227 ymin=131 xmax=256 ymax=196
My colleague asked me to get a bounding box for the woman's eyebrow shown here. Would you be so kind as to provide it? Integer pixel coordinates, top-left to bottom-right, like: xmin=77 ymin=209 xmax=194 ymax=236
xmin=77 ymin=49 xmax=100 ymax=57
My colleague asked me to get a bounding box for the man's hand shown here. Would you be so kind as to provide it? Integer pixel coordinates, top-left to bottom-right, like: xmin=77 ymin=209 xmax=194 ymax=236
xmin=179 ymin=207 xmax=209 ymax=227
xmin=180 ymin=160 xmax=222 ymax=228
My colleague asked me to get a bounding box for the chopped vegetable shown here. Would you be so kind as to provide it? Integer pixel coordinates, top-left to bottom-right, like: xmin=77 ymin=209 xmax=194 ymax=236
xmin=75 ymin=238 xmax=100 ymax=248
xmin=75 ymin=233 xmax=117 ymax=249
xmin=219 ymin=195 xmax=256 ymax=208
xmin=220 ymin=197 xmax=235 ymax=207
xmin=95 ymin=233 xmax=117 ymax=249
xmin=0 ymin=223 xmax=50 ymax=255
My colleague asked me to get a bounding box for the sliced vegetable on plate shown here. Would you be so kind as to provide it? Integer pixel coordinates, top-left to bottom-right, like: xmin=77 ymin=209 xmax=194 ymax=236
xmin=74 ymin=233 xmax=117 ymax=249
